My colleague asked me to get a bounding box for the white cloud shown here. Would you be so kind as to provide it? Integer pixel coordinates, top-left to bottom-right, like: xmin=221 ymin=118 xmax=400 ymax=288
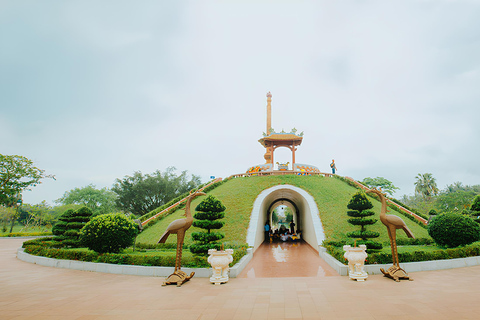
xmin=1 ymin=0 xmax=479 ymax=204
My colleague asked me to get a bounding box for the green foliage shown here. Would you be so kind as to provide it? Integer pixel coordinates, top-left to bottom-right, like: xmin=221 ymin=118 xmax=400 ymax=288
xmin=191 ymin=232 xmax=224 ymax=243
xmin=346 ymin=191 xmax=382 ymax=251
xmin=192 ymin=220 xmax=224 ymax=230
xmin=112 ymin=167 xmax=201 ymax=216
xmin=193 ymin=211 xmax=225 ymax=220
xmin=190 ymin=195 xmax=226 ymax=255
xmin=414 ymin=173 xmax=439 ymax=200
xmin=0 ymin=154 xmax=55 ymax=206
xmin=436 ymin=183 xmax=477 ymax=213
xmin=347 ymin=192 xmax=373 ymax=211
xmin=56 ymin=184 xmax=118 ymax=216
xmin=195 ymin=195 xmax=226 ymax=212
xmin=428 ymin=209 xmax=438 ymax=216
xmin=138 ymin=175 xmax=430 ymax=246
xmin=428 ymin=213 xmax=480 ymax=248
xmin=1 ymin=231 xmax=52 ymax=237
xmin=55 ymin=207 xmax=93 ymax=247
xmin=80 ymin=213 xmax=138 ymax=253
xmin=325 ymin=240 xmax=480 ymax=265
xmin=22 ymin=237 xmax=248 ymax=268
xmin=360 ymin=177 xmax=399 ymax=196
xmin=471 ymin=195 xmax=480 ymax=212
xmin=346 ymin=230 xmax=380 ymax=239
xmin=347 ymin=218 xmax=377 ymax=226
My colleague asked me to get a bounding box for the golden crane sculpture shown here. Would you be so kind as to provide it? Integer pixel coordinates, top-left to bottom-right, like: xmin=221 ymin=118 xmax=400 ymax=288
xmin=158 ymin=190 xmax=206 ymax=286
xmin=366 ymin=188 xmax=414 ymax=282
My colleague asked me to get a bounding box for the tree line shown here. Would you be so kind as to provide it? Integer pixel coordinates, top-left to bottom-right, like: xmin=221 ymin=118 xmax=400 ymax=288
xmin=361 ymin=174 xmax=480 ymax=218
xmin=1 ymin=153 xmax=201 ymax=232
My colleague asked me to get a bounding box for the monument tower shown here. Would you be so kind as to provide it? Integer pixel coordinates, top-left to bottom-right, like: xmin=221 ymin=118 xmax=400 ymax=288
xmin=246 ymin=92 xmax=320 ymax=175
xmin=258 ymin=92 xmax=303 ymax=168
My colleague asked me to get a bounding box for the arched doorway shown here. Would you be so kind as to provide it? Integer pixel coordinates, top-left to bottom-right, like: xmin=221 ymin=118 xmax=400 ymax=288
xmin=246 ymin=185 xmax=326 ymax=253
xmin=267 ymin=199 xmax=299 ymax=237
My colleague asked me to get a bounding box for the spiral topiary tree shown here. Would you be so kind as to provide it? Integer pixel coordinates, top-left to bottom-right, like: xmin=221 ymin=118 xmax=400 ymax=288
xmin=189 ymin=195 xmax=225 ymax=255
xmin=80 ymin=213 xmax=138 ymax=253
xmin=52 ymin=209 xmax=74 ymax=236
xmin=346 ymin=191 xmax=382 ymax=251
xmin=428 ymin=213 xmax=480 ymax=247
xmin=62 ymin=207 xmax=93 ymax=247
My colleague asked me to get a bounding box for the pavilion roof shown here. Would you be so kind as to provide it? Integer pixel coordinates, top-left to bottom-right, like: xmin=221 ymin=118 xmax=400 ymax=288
xmin=258 ymin=130 xmax=303 ymax=147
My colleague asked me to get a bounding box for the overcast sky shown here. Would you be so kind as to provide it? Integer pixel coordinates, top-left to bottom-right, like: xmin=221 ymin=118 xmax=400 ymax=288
xmin=1 ymin=0 xmax=479 ymax=205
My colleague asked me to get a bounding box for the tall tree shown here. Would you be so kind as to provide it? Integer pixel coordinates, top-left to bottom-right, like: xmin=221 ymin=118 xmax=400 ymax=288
xmin=414 ymin=173 xmax=439 ymax=200
xmin=112 ymin=167 xmax=201 ymax=216
xmin=360 ymin=177 xmax=399 ymax=196
xmin=0 ymin=154 xmax=55 ymax=231
xmin=56 ymin=184 xmax=117 ymax=216
xmin=435 ymin=183 xmax=477 ymax=213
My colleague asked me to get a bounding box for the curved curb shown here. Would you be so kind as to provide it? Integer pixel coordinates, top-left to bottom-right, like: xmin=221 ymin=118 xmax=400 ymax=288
xmin=17 ymin=248 xmax=253 ymax=278
xmin=319 ymin=247 xmax=480 ymax=275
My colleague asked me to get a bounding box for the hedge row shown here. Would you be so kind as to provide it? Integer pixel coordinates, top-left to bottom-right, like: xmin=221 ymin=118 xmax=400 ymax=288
xmin=22 ymin=238 xmax=248 ymax=268
xmin=324 ymin=241 xmax=480 ymax=265
xmin=323 ymin=237 xmax=433 ymax=248
xmin=1 ymin=232 xmax=52 ymax=237
xmin=333 ymin=175 xmax=362 ymax=189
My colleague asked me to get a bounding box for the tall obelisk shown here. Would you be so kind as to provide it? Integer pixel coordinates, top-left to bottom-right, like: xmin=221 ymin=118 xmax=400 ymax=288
xmin=266 ymin=91 xmax=272 ymax=134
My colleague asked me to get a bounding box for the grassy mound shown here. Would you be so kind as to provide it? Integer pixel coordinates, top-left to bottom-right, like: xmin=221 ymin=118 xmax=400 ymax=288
xmin=137 ymin=175 xmax=429 ymax=246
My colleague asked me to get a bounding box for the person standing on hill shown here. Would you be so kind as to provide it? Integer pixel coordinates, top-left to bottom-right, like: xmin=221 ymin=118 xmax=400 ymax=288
xmin=330 ymin=159 xmax=337 ymax=174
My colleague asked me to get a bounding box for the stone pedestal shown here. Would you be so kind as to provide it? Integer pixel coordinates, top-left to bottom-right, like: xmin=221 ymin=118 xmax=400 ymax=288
xmin=208 ymin=249 xmax=234 ymax=285
xmin=343 ymin=245 xmax=368 ymax=281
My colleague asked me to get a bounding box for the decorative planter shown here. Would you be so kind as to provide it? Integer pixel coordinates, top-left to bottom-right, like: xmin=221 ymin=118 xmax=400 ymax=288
xmin=207 ymin=249 xmax=234 ymax=285
xmin=343 ymin=245 xmax=368 ymax=281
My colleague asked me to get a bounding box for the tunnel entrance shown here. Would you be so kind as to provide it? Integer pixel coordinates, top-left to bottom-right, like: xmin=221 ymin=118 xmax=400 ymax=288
xmin=267 ymin=199 xmax=299 ymax=242
xmin=246 ymin=185 xmax=326 ymax=253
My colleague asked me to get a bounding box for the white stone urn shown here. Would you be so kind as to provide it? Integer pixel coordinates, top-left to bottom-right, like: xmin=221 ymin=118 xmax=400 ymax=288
xmin=207 ymin=249 xmax=234 ymax=285
xmin=343 ymin=245 xmax=368 ymax=281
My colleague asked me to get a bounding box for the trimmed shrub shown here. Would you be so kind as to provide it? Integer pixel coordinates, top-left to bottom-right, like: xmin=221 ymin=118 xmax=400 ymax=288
xmin=80 ymin=213 xmax=138 ymax=253
xmin=346 ymin=191 xmax=382 ymax=252
xmin=428 ymin=213 xmax=480 ymax=248
xmin=471 ymin=195 xmax=480 ymax=212
xmin=52 ymin=209 xmax=73 ymax=236
xmin=190 ymin=195 xmax=226 ymax=255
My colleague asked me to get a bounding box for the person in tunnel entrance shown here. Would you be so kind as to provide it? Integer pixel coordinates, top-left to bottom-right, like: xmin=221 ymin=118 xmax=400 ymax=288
xmin=264 ymin=222 xmax=270 ymax=243
xmin=289 ymin=220 xmax=295 ymax=234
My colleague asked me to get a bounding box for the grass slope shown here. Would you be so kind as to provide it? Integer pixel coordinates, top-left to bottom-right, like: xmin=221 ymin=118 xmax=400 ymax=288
xmin=136 ymin=175 xmax=429 ymax=246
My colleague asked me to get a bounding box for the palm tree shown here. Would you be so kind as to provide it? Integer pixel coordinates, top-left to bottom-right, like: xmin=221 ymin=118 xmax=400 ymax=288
xmin=414 ymin=173 xmax=439 ymax=200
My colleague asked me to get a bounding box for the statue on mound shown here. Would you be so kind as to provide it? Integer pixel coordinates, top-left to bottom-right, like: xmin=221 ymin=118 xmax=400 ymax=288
xmin=158 ymin=190 xmax=206 ymax=286
xmin=366 ymin=188 xmax=415 ymax=282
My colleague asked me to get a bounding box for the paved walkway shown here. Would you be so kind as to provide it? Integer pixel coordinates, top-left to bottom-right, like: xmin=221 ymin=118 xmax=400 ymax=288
xmin=238 ymin=242 xmax=338 ymax=278
xmin=3 ymin=238 xmax=480 ymax=320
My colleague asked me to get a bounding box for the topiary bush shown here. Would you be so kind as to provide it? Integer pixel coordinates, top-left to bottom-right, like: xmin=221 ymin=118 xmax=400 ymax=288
xmin=80 ymin=213 xmax=138 ymax=253
xmin=189 ymin=195 xmax=226 ymax=255
xmin=346 ymin=191 xmax=382 ymax=252
xmin=63 ymin=207 xmax=93 ymax=247
xmin=470 ymin=195 xmax=480 ymax=224
xmin=52 ymin=209 xmax=73 ymax=236
xmin=428 ymin=213 xmax=480 ymax=248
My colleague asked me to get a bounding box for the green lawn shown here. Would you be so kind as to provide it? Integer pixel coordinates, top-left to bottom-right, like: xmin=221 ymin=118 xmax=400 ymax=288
xmin=137 ymin=175 xmax=430 ymax=246
xmin=1 ymin=224 xmax=52 ymax=236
